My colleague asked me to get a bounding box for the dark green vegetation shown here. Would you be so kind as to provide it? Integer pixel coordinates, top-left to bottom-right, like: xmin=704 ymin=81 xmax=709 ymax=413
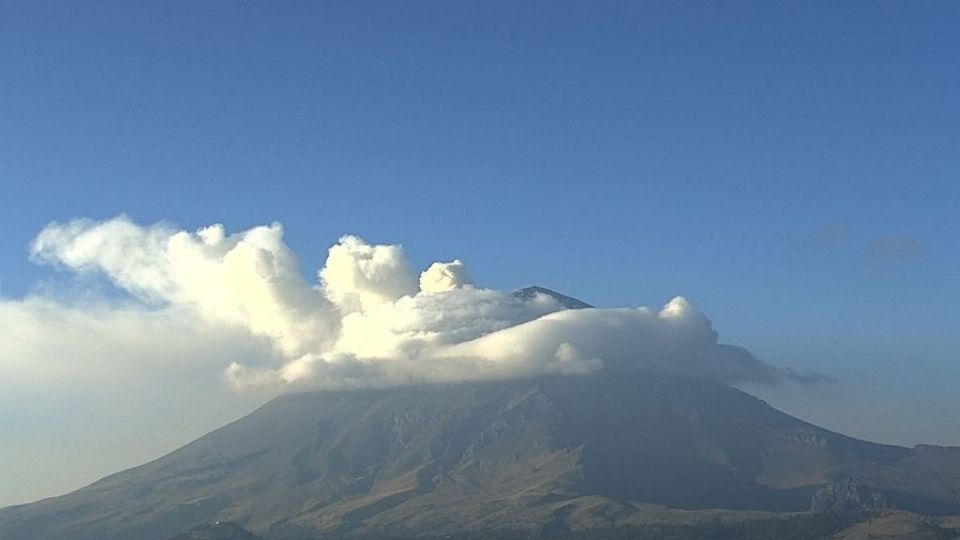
xmin=4 ymin=373 xmax=960 ymax=540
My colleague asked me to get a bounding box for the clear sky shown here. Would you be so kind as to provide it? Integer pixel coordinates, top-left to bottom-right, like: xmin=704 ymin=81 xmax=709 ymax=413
xmin=1 ymin=1 xmax=959 ymax=507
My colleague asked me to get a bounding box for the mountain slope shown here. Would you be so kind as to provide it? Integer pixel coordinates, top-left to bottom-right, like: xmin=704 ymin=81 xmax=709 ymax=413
xmin=169 ymin=522 xmax=263 ymax=540
xmin=2 ymin=373 xmax=960 ymax=540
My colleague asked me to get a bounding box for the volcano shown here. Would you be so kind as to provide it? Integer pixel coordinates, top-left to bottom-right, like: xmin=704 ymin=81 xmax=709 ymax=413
xmin=2 ymin=371 xmax=960 ymax=540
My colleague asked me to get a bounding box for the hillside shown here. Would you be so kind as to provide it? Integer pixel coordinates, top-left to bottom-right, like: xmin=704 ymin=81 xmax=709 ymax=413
xmin=2 ymin=373 xmax=960 ymax=540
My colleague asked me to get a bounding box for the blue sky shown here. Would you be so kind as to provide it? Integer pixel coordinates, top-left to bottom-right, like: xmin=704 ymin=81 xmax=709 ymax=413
xmin=1 ymin=1 xmax=959 ymax=506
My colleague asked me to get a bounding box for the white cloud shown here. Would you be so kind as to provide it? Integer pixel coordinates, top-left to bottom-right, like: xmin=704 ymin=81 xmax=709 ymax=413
xmin=319 ymin=234 xmax=418 ymax=313
xmin=1 ymin=215 xmax=811 ymax=506
xmin=419 ymin=259 xmax=473 ymax=293
xmin=20 ymin=215 xmax=792 ymax=393
xmin=0 ymin=297 xmax=271 ymax=507
xmin=31 ymin=216 xmax=337 ymax=358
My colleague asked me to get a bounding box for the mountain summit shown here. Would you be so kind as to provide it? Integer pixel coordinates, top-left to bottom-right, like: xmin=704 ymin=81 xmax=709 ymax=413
xmin=512 ymin=286 xmax=593 ymax=309
xmin=2 ymin=372 xmax=959 ymax=540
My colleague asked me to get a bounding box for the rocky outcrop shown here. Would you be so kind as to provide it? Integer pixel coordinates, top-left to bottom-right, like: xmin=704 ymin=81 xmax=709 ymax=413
xmin=810 ymin=476 xmax=887 ymax=513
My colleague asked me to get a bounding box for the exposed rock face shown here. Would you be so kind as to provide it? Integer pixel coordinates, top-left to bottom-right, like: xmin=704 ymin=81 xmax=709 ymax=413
xmin=810 ymin=476 xmax=887 ymax=513
xmin=2 ymin=373 xmax=960 ymax=540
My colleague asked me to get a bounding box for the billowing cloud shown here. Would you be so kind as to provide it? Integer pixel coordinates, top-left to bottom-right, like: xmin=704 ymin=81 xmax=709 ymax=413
xmin=3 ymin=215 xmax=820 ymax=506
xmin=17 ymin=216 xmax=800 ymax=393
xmin=419 ymin=259 xmax=473 ymax=293
xmin=31 ymin=217 xmax=336 ymax=357
xmin=319 ymin=235 xmax=418 ymax=312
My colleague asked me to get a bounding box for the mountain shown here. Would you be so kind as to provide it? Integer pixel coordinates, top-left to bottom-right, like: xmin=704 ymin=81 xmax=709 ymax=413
xmin=512 ymin=286 xmax=594 ymax=309
xmin=2 ymin=373 xmax=960 ymax=540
